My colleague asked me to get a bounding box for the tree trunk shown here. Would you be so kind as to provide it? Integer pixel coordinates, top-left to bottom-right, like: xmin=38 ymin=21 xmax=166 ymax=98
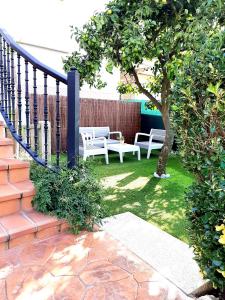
xmin=156 ymin=105 xmax=174 ymax=176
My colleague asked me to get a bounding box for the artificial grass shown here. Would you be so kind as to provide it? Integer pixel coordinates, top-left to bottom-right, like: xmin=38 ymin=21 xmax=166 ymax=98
xmin=92 ymin=150 xmax=194 ymax=244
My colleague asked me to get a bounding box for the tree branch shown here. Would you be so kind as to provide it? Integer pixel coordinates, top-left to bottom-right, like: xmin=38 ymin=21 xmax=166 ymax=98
xmin=113 ymin=36 xmax=162 ymax=111
xmin=130 ymin=67 xmax=162 ymax=111
xmin=158 ymin=56 xmax=171 ymax=106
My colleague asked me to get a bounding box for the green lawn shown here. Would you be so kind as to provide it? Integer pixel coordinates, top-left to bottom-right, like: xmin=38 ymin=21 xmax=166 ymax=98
xmin=92 ymin=150 xmax=194 ymax=243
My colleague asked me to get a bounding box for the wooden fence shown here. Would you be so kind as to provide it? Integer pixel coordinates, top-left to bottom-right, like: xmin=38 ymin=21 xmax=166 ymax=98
xmin=31 ymin=96 xmax=141 ymax=153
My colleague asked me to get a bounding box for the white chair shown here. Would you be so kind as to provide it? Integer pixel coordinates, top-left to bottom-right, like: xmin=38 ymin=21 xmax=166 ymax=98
xmin=79 ymin=132 xmax=109 ymax=164
xmin=134 ymin=129 xmax=166 ymax=159
xmin=80 ymin=127 xmax=122 ymax=147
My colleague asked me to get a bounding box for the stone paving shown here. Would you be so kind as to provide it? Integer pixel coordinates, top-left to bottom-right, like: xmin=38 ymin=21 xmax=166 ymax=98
xmin=0 ymin=231 xmax=192 ymax=300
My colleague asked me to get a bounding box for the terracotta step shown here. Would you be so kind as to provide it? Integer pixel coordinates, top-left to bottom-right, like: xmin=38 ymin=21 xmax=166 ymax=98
xmin=14 ymin=180 xmax=35 ymax=211
xmin=0 ymin=224 xmax=8 ymax=251
xmin=0 ymin=138 xmax=14 ymax=159
xmin=0 ymin=121 xmax=5 ymax=138
xmin=0 ymin=184 xmax=21 ymax=216
xmin=0 ymin=181 xmax=35 ymax=217
xmin=0 ymin=158 xmax=30 ymax=184
xmin=0 ymin=163 xmax=8 ymax=184
xmin=0 ymin=210 xmax=69 ymax=250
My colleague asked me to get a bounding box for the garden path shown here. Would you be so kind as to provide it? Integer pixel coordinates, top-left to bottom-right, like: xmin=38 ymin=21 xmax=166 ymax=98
xmin=0 ymin=230 xmax=191 ymax=299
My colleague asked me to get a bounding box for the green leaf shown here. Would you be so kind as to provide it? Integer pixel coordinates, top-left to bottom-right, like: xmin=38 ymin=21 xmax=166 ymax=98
xmin=105 ymin=61 xmax=114 ymax=74
xmin=207 ymin=82 xmax=221 ymax=96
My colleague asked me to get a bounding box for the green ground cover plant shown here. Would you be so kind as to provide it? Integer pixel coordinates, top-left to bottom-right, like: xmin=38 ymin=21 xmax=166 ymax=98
xmin=30 ymin=162 xmax=104 ymax=233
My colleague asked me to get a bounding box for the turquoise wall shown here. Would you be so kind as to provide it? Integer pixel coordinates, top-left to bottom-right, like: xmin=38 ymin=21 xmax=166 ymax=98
xmin=127 ymin=99 xmax=161 ymax=116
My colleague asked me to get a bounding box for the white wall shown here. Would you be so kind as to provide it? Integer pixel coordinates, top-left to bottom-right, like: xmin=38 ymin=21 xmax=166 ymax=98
xmin=19 ymin=43 xmax=120 ymax=99
xmin=0 ymin=0 xmax=120 ymax=100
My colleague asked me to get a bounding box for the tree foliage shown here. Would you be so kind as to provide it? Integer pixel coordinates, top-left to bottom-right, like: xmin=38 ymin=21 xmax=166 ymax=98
xmin=64 ymin=0 xmax=201 ymax=176
xmin=172 ymin=0 xmax=225 ymax=292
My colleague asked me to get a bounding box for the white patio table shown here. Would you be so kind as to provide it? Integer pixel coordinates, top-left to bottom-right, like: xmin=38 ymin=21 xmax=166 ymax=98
xmin=107 ymin=143 xmax=141 ymax=163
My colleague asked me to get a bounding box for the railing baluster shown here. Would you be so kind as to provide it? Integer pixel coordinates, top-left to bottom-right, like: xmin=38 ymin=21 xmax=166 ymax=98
xmin=33 ymin=67 xmax=38 ymax=155
xmin=10 ymin=49 xmax=16 ymax=129
xmin=0 ymin=28 xmax=79 ymax=169
xmin=3 ymin=40 xmax=8 ymax=116
xmin=25 ymin=60 xmax=30 ymax=148
xmin=7 ymin=44 xmax=11 ymax=122
xmin=44 ymin=73 xmax=48 ymax=166
xmin=0 ymin=35 xmax=4 ymax=110
xmin=56 ymin=80 xmax=60 ymax=167
xmin=17 ymin=54 xmax=22 ymax=140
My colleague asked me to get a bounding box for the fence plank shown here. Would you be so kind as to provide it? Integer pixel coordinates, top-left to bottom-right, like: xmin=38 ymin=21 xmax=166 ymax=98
xmin=30 ymin=96 xmax=141 ymax=153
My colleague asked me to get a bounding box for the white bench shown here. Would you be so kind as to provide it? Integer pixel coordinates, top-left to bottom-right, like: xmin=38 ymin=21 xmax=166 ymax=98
xmin=134 ymin=129 xmax=166 ymax=159
xmin=80 ymin=127 xmax=122 ymax=147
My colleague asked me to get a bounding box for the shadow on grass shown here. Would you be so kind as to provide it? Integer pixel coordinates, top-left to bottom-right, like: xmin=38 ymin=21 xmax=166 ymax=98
xmin=93 ymin=151 xmax=193 ymax=243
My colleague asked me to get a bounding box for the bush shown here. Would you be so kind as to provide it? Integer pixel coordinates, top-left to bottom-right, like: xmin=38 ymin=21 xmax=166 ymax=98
xmin=171 ymin=5 xmax=225 ymax=292
xmin=30 ymin=161 xmax=105 ymax=233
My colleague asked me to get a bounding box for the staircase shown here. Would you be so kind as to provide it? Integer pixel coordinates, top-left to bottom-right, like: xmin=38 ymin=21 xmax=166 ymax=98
xmin=0 ymin=120 xmax=68 ymax=251
xmin=0 ymin=28 xmax=78 ymax=251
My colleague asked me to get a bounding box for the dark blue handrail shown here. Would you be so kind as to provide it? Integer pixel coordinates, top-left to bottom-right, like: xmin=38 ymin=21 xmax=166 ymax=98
xmin=0 ymin=28 xmax=67 ymax=84
xmin=0 ymin=27 xmax=80 ymax=169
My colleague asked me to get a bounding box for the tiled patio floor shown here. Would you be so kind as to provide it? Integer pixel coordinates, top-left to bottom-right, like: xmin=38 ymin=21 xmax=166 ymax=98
xmin=0 ymin=231 xmax=191 ymax=300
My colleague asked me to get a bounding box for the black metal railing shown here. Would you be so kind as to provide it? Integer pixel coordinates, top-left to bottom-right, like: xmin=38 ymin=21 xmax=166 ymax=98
xmin=0 ymin=28 xmax=80 ymax=169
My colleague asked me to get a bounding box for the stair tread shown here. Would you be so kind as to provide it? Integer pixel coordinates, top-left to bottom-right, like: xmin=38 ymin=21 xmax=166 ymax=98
xmin=0 ymin=184 xmax=21 ymax=201
xmin=0 ymin=138 xmax=13 ymax=145
xmin=0 ymin=163 xmax=7 ymax=170
xmin=0 ymin=224 xmax=8 ymax=243
xmin=0 ymin=159 xmax=29 ymax=170
xmin=13 ymin=181 xmax=35 ymax=197
xmin=0 ymin=181 xmax=35 ymax=201
xmin=0 ymin=212 xmax=36 ymax=239
xmin=25 ymin=210 xmax=61 ymax=230
xmin=0 ymin=210 xmax=63 ymax=240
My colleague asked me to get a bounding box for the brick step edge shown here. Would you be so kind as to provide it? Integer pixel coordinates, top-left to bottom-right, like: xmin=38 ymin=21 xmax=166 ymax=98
xmin=0 ymin=210 xmax=69 ymax=250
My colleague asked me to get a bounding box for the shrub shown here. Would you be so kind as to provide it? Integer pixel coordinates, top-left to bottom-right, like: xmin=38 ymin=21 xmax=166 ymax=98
xmin=30 ymin=161 xmax=105 ymax=233
xmin=171 ymin=9 xmax=225 ymax=293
